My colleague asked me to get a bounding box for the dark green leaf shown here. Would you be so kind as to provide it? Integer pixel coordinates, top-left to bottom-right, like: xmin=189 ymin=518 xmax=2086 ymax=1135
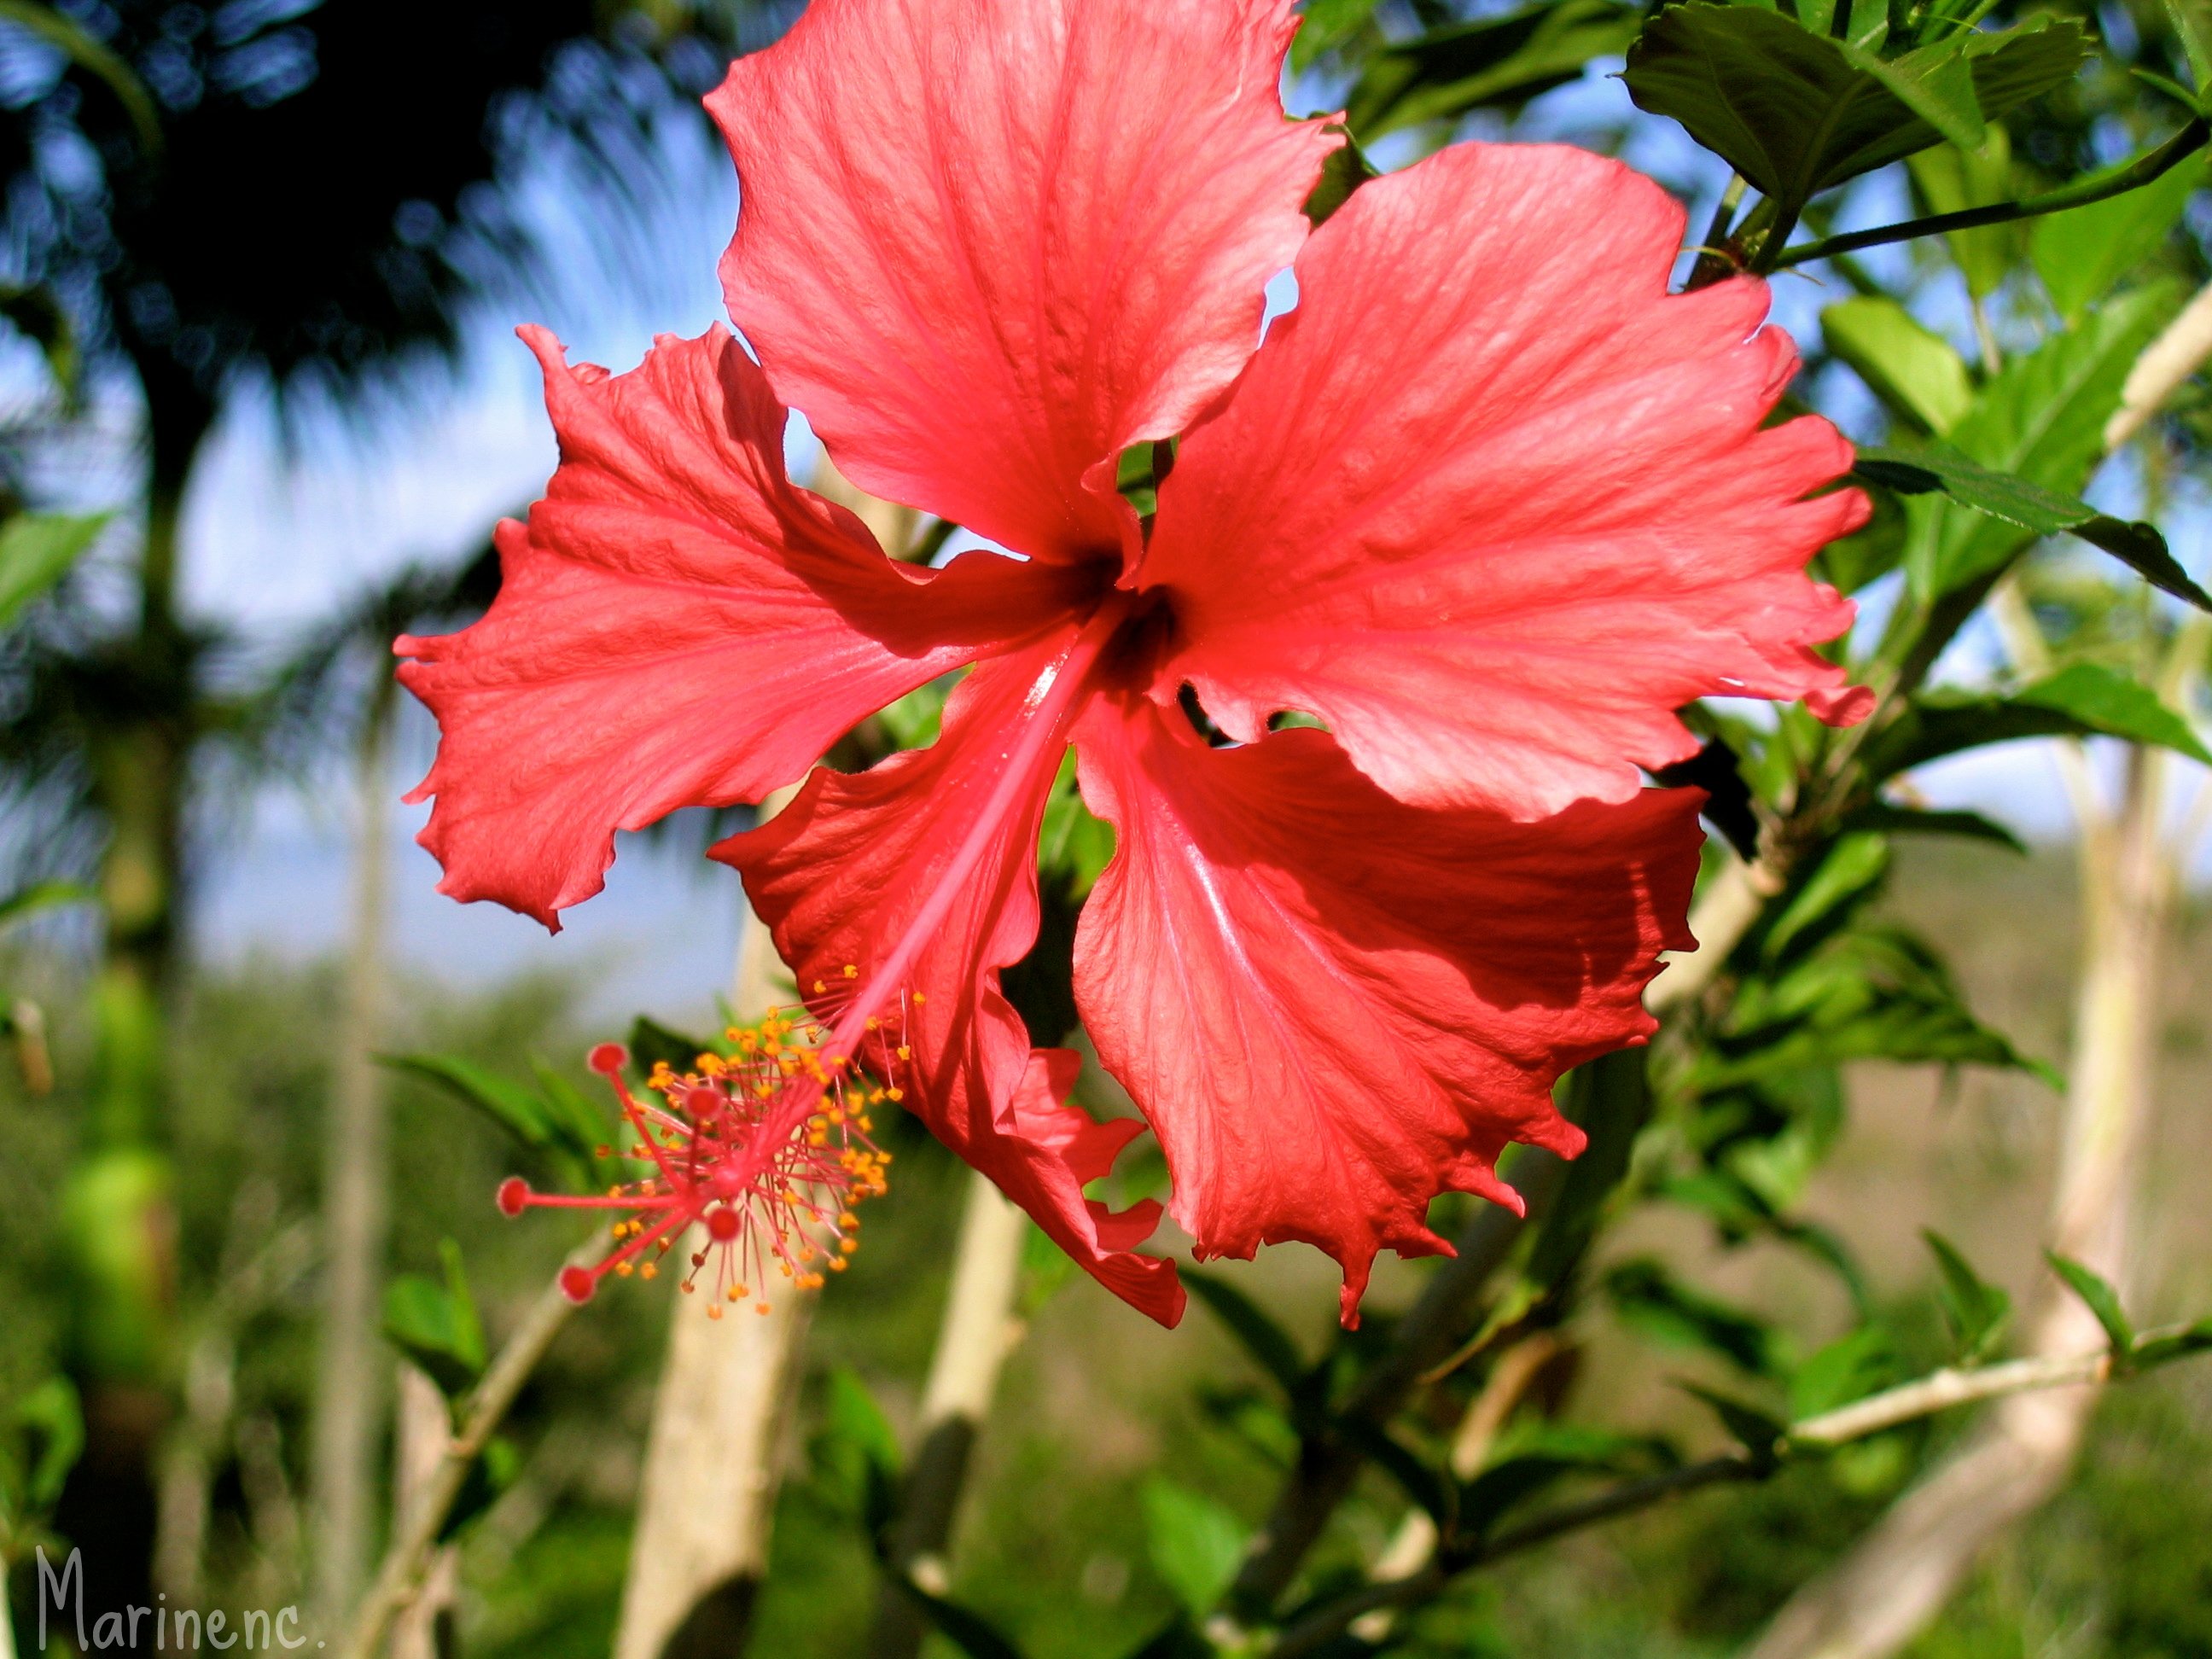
xmin=383 ymin=1053 xmax=567 ymax=1155
xmin=1678 ymin=1382 xmax=1787 ymax=1468
xmin=437 ymin=1435 xmax=520 ymax=1542
xmin=2046 ymin=1251 xmax=2134 ymax=1354
xmin=1526 ymin=1047 xmax=1650 ymax=1293
xmin=525 ymin=1059 xmax=614 ymax=1163
xmin=1845 ymin=803 xmax=2027 ymax=853
xmin=1650 ymin=738 xmax=1759 ymax=862
xmin=1342 ymin=1420 xmax=1458 ymax=1537
xmin=812 ymin=1367 xmax=904 ymax=1534
xmin=1871 ymin=664 xmax=2212 ymax=775
xmin=1823 ymin=298 xmax=1972 ymax=434
xmin=1906 ymin=130 xmax=2018 ymax=301
xmin=1626 ymin=7 xmax=2086 ymax=226
xmin=1789 ymin=1327 xmax=1898 ymax=1419
xmin=1141 ymin=1478 xmax=1249 ymax=1617
xmin=1118 ymin=1620 xmax=1214 ymax=1659
xmin=1302 ymin=127 xmax=1379 ymax=226
xmin=1606 ymin=1259 xmax=1782 ymax=1377
xmin=1924 ymin=1229 xmax=2011 ymax=1363
xmin=381 ymin=1240 xmax=486 ymax=1399
xmin=0 ymin=513 xmax=108 ymax=629
xmin=1346 ymin=0 xmax=1639 ymax=137
xmin=2132 ymin=1317 xmax=2212 ymax=1369
xmin=1292 ymin=0 xmax=1386 ymax=71
xmin=629 ymin=1016 xmax=713 ymax=1077
xmin=1185 ymin=1271 xmax=1308 ymax=1401
xmin=1762 ymin=833 xmax=1890 ymax=963
xmin=1857 ymin=442 xmax=2212 ymax=609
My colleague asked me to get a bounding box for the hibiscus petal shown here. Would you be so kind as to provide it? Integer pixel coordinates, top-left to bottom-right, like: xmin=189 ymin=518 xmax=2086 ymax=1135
xmin=716 ymin=637 xmax=1182 ymax=1323
xmin=398 ymin=325 xmax=1077 ymax=929
xmin=1144 ymin=142 xmax=1867 ymax=819
xmin=1071 ymin=696 xmax=1702 ymax=1324
xmin=708 ymin=0 xmax=1337 ymax=565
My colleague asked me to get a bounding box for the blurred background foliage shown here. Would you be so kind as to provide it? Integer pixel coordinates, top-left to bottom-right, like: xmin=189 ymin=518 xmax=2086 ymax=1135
xmin=2 ymin=0 xmax=2212 ymax=1656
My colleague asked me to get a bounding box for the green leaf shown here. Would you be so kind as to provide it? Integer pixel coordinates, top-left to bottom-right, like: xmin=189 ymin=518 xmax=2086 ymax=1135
xmin=382 ymin=1240 xmax=487 ymax=1399
xmin=1606 ymin=1259 xmax=1783 ymax=1377
xmin=894 ymin=1585 xmax=1033 ymax=1659
xmin=1859 ymin=442 xmax=2212 ymax=609
xmin=10 ymin=1378 xmax=83 ymax=1511
xmin=1872 ymin=664 xmax=2212 ymax=776
xmin=629 ymin=1016 xmax=713 ymax=1077
xmin=1345 ymin=0 xmax=1640 ymax=138
xmin=384 ymin=1053 xmax=569 ymax=1156
xmin=1302 ymin=126 xmax=1378 ymax=226
xmin=0 ymin=513 xmax=107 ymax=629
xmin=1923 ymin=1229 xmax=2011 ymax=1363
xmin=1291 ymin=0 xmax=1385 ymax=71
xmin=1901 ymin=284 xmax=2176 ymax=603
xmin=1844 ymin=802 xmax=2027 ymax=853
xmin=1906 ymin=128 xmax=2018 ymax=300
xmin=1036 ymin=749 xmax=1115 ymax=899
xmin=0 ymin=879 xmax=95 ymax=933
xmin=1626 ymin=7 xmax=2087 ymax=227
xmin=2033 ymin=150 xmax=2206 ymax=323
xmin=1141 ymin=1477 xmax=1249 ymax=1617
xmin=2046 ymin=1251 xmax=2134 ymax=1354
xmin=438 ymin=1435 xmax=520 ymax=1542
xmin=1525 ymin=1047 xmax=1650 ymax=1294
xmin=1679 ymin=1382 xmax=1788 ymax=1468
xmin=1184 ymin=1271 xmax=1308 ymax=1402
xmin=1762 ymin=833 xmax=1891 ymax=964
xmin=812 ymin=1367 xmax=904 ymax=1534
xmin=0 ymin=2 xmax=161 ymax=156
xmin=2132 ymin=1317 xmax=2212 ymax=1369
xmin=2167 ymin=0 xmax=2212 ymax=92
xmin=1342 ymin=1419 xmax=1458 ymax=1536
xmin=1790 ymin=1327 xmax=1898 ymax=1419
xmin=1823 ymin=299 xmax=1973 ymax=434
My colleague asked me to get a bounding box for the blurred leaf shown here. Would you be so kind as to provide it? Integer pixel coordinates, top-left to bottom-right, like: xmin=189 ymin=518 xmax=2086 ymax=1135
xmin=1902 ymin=284 xmax=2175 ymax=603
xmin=812 ymin=1367 xmax=904 ymax=1534
xmin=1817 ymin=480 xmax=1908 ymax=594
xmin=1790 ymin=1326 xmax=1898 ymax=1419
xmin=1824 ymin=298 xmax=1972 ymax=434
xmin=386 ymin=1052 xmax=572 ymax=1155
xmin=9 ymin=1378 xmax=83 ymax=1513
xmin=1142 ymin=1477 xmax=1249 ymax=1618
xmin=1650 ymin=736 xmax=1759 ymax=862
xmin=1762 ymin=833 xmax=1890 ymax=964
xmin=438 ymin=1435 xmax=520 ymax=1543
xmin=0 ymin=1 xmax=161 ymax=156
xmin=876 ymin=675 xmax=953 ymax=750
xmin=1302 ymin=126 xmax=1378 ymax=226
xmin=2168 ymin=0 xmax=2212 ymax=90
xmin=1924 ymin=1229 xmax=2011 ymax=1363
xmin=1346 ymin=0 xmax=1639 ymax=137
xmin=1872 ymin=664 xmax=2212 ymax=775
xmin=1679 ymin=1382 xmax=1787 ymax=1468
xmin=629 ymin=1016 xmax=713 ymax=1076
xmin=1607 ymin=1259 xmax=1783 ymax=1377
xmin=2046 ymin=1251 xmax=2134 ymax=1354
xmin=1859 ymin=443 xmax=2211 ymax=609
xmin=2133 ymin=1317 xmax=2212 ymax=1368
xmin=1845 ymin=802 xmax=2027 ymax=853
xmin=1292 ymin=0 xmax=1386 ymax=70
xmin=0 ymin=285 xmax=78 ymax=400
xmin=525 ymin=1059 xmax=615 ymax=1160
xmin=1627 ymin=7 xmax=2086 ymax=226
xmin=0 ymin=513 xmax=107 ymax=630
xmin=1018 ymin=1219 xmax=1078 ymax=1316
xmin=1343 ymin=1419 xmax=1458 ymax=1535
xmin=1120 ymin=1621 xmax=1214 ymax=1659
xmin=1185 ymin=1271 xmax=1309 ymax=1404
xmin=2033 ymin=149 xmax=2207 ymax=323
xmin=1907 ymin=128 xmax=2017 ymax=300
xmin=0 ymin=879 xmax=95 ymax=932
xmin=1037 ymin=750 xmax=1115 ymax=899
xmin=1525 ymin=1048 xmax=1650 ymax=1294
xmin=896 ymin=1586 xmax=1033 ymax=1659
xmin=382 ymin=1239 xmax=487 ymax=1400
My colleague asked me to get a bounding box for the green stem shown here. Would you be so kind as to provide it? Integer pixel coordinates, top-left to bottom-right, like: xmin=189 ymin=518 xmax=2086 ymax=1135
xmin=1775 ymin=119 xmax=2211 ymax=269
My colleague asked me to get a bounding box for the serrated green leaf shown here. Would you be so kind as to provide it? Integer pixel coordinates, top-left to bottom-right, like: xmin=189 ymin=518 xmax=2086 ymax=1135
xmin=0 ymin=513 xmax=107 ymax=629
xmin=1824 ymin=299 xmax=1973 ymax=434
xmin=2046 ymin=1251 xmax=2134 ymax=1354
xmin=1859 ymin=441 xmax=2212 ymax=609
xmin=1346 ymin=0 xmax=1639 ymax=138
xmin=1141 ymin=1478 xmax=1249 ymax=1617
xmin=1626 ymin=7 xmax=2087 ymax=228
xmin=2033 ymin=150 xmax=2206 ymax=323
xmin=1902 ymin=285 xmax=2177 ymax=603
xmin=1924 ymin=1229 xmax=2011 ymax=1363
xmin=1873 ymin=664 xmax=2212 ymax=776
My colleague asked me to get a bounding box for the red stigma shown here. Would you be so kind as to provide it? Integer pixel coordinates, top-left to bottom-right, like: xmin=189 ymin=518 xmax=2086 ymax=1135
xmin=558 ymin=1265 xmax=597 ymax=1304
xmin=497 ymin=1176 xmax=530 ymax=1218
xmin=588 ymin=1041 xmax=629 ymax=1075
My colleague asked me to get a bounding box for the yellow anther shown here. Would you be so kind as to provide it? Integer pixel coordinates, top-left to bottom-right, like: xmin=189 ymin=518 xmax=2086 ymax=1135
xmin=640 ymin=1262 xmax=658 ymax=1280
xmin=897 ymin=1045 xmax=911 ymax=1060
xmin=911 ymin=991 xmax=926 ymax=1004
xmin=842 ymin=963 xmax=859 ymax=979
xmin=756 ymin=1301 xmax=772 ymax=1315
xmin=840 ymin=1237 xmax=858 ymax=1255
xmin=615 ymin=1260 xmax=634 ymax=1278
xmin=707 ymin=1303 xmax=724 ymax=1319
xmin=812 ymin=978 xmax=826 ymax=993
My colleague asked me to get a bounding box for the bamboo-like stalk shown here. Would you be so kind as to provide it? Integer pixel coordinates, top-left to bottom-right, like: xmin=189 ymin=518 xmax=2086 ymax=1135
xmin=311 ymin=701 xmax=394 ymax=1626
xmin=335 ymin=1231 xmax=606 ymax=1659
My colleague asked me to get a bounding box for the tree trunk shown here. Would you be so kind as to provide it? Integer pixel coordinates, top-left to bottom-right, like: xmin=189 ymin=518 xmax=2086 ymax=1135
xmin=1744 ymin=745 xmax=2174 ymax=1659
xmin=312 ymin=701 xmax=396 ymax=1626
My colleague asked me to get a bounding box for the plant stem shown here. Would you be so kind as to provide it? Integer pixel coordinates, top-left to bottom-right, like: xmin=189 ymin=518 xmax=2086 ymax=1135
xmin=1774 ymin=119 xmax=2211 ymax=270
xmin=334 ymin=1230 xmax=608 ymax=1659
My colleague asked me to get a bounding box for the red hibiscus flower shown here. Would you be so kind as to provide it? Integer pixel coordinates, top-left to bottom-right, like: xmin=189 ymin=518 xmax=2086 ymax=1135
xmin=398 ymin=0 xmax=1868 ymax=1328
